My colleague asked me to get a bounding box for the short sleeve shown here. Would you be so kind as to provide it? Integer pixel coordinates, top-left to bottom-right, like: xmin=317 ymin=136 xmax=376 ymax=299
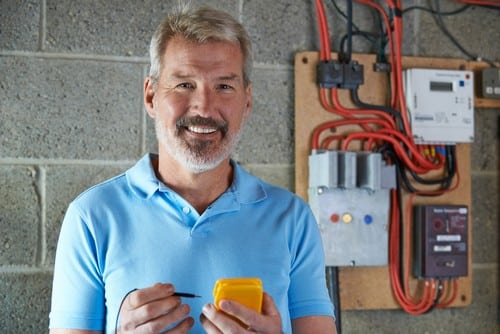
xmin=49 ymin=202 xmax=105 ymax=330
xmin=287 ymin=202 xmax=335 ymax=319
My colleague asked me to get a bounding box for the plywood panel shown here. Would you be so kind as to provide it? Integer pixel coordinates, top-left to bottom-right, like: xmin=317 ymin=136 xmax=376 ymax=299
xmin=294 ymin=52 xmax=477 ymax=310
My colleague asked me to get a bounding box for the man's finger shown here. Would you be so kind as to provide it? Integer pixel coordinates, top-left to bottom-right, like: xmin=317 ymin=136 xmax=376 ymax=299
xmin=127 ymin=283 xmax=175 ymax=309
xmin=261 ymin=293 xmax=280 ymax=316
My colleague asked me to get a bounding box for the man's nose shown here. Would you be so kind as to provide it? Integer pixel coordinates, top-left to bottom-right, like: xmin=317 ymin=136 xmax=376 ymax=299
xmin=191 ymin=86 xmax=214 ymax=115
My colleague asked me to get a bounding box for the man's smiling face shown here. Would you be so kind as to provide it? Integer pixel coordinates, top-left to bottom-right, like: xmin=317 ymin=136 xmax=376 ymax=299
xmin=145 ymin=36 xmax=252 ymax=173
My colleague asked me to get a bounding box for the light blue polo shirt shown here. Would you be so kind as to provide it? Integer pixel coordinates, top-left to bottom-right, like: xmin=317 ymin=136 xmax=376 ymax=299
xmin=49 ymin=154 xmax=333 ymax=333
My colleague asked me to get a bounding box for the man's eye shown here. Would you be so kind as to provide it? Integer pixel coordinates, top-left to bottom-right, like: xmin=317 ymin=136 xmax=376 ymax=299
xmin=178 ymin=83 xmax=193 ymax=89
xmin=218 ymin=84 xmax=233 ymax=90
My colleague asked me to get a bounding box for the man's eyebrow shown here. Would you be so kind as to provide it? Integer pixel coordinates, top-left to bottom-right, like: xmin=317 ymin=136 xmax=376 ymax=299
xmin=217 ymin=74 xmax=241 ymax=82
xmin=168 ymin=72 xmax=242 ymax=82
xmin=169 ymin=72 xmax=192 ymax=80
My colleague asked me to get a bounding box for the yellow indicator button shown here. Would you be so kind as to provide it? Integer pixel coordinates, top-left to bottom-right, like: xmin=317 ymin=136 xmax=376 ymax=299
xmin=342 ymin=213 xmax=353 ymax=224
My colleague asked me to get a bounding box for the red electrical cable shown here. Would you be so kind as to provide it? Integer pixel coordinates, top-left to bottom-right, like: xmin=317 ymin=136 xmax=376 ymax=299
xmin=341 ymin=132 xmax=443 ymax=174
xmin=315 ymin=0 xmax=331 ymax=61
xmin=354 ymin=0 xmax=398 ymax=108
xmin=321 ymin=135 xmax=345 ymax=150
xmin=374 ymin=128 xmax=445 ymax=169
xmin=311 ymin=118 xmax=392 ymax=149
xmin=330 ymin=88 xmax=397 ymax=129
xmin=437 ymin=280 xmax=459 ymax=308
xmin=389 ymin=190 xmax=438 ymax=314
xmin=319 ymin=88 xmax=358 ymax=121
xmin=454 ymin=0 xmax=500 ymax=6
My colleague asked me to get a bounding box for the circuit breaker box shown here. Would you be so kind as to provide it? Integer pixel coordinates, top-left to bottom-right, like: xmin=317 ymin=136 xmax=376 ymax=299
xmin=308 ymin=150 xmax=396 ymax=267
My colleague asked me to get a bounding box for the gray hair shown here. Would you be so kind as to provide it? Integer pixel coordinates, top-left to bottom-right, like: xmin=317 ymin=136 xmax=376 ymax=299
xmin=149 ymin=5 xmax=253 ymax=86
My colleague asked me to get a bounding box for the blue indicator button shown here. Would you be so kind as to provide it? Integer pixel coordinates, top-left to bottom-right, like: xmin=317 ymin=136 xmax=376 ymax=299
xmin=364 ymin=215 xmax=373 ymax=224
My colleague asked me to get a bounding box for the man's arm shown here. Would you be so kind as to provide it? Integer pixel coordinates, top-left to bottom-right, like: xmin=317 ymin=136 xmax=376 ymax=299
xmin=292 ymin=315 xmax=337 ymax=334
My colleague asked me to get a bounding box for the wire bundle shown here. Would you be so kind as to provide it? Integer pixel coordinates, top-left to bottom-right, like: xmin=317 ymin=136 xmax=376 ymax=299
xmin=313 ymin=0 xmax=478 ymax=315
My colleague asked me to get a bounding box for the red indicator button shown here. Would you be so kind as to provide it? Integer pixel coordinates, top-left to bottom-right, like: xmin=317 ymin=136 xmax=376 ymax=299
xmin=330 ymin=213 xmax=339 ymax=223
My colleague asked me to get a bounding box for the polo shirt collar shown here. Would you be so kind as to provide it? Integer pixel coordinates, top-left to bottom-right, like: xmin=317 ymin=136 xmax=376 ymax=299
xmin=126 ymin=154 xmax=267 ymax=205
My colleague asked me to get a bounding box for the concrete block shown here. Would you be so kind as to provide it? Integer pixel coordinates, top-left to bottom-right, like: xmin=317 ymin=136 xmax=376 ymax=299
xmin=471 ymin=108 xmax=499 ymax=171
xmin=0 ymin=272 xmax=52 ymax=333
xmin=416 ymin=4 xmax=499 ymax=61
xmin=243 ymin=0 xmax=400 ymax=65
xmin=243 ymin=0 xmax=318 ymax=65
xmin=400 ymin=1 xmax=422 ymax=56
xmin=233 ymin=67 xmax=293 ymax=164
xmin=0 ymin=56 xmax=143 ymax=160
xmin=45 ymin=164 xmax=131 ymax=264
xmin=44 ymin=0 xmax=238 ymax=56
xmin=0 ymin=0 xmax=40 ymax=51
xmin=241 ymin=164 xmax=294 ymax=191
xmin=471 ymin=174 xmax=499 ymax=264
xmin=0 ymin=166 xmax=39 ymax=265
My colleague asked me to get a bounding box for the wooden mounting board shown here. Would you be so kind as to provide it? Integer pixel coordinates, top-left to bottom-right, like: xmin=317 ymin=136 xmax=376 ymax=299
xmin=293 ymin=52 xmax=489 ymax=310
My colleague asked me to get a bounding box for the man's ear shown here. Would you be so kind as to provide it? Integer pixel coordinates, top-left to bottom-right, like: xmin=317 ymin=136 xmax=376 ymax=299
xmin=244 ymin=83 xmax=252 ymax=119
xmin=144 ymin=77 xmax=156 ymax=118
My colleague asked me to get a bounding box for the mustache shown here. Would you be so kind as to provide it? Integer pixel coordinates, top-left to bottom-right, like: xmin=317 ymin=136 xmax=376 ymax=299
xmin=176 ymin=116 xmax=228 ymax=135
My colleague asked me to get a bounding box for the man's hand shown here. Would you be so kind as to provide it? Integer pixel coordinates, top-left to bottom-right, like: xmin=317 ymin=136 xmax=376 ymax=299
xmin=118 ymin=283 xmax=194 ymax=333
xmin=200 ymin=292 xmax=282 ymax=333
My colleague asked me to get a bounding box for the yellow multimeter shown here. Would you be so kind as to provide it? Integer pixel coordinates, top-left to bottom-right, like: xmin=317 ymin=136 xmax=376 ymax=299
xmin=213 ymin=277 xmax=263 ymax=313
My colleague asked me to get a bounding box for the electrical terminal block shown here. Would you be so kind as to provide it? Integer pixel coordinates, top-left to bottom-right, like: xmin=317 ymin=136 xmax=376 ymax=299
xmin=308 ymin=150 xmax=396 ymax=192
xmin=316 ymin=60 xmax=364 ymax=89
xmin=317 ymin=61 xmax=344 ymax=88
xmin=338 ymin=151 xmax=357 ymax=188
xmin=308 ymin=150 xmax=338 ymax=189
xmin=357 ymin=152 xmax=381 ymax=190
xmin=342 ymin=61 xmax=364 ymax=89
xmin=373 ymin=62 xmax=391 ymax=73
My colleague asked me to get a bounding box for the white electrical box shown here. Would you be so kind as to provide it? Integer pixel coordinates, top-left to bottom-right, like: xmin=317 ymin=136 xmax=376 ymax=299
xmin=404 ymin=68 xmax=474 ymax=144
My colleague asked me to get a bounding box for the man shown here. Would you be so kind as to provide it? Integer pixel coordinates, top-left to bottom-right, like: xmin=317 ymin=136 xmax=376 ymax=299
xmin=49 ymin=5 xmax=336 ymax=334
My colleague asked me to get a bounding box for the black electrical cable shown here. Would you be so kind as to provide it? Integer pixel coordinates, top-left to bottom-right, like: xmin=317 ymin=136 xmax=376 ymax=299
xmin=331 ymin=0 xmax=389 ymax=62
xmin=350 ymin=88 xmax=405 ymax=132
xmin=432 ymin=0 xmax=497 ymax=67
xmin=114 ymin=288 xmax=138 ymax=334
xmin=326 ymin=266 xmax=342 ymax=334
xmin=406 ymin=145 xmax=456 ymax=190
xmin=339 ymin=31 xmax=380 ymax=58
xmin=425 ymin=279 xmax=444 ymax=313
xmin=330 ymin=0 xmax=363 ymax=33
xmin=378 ymin=142 xmax=457 ymax=194
xmin=344 ymin=0 xmax=353 ymax=63
xmin=403 ymin=4 xmax=471 ymax=15
xmin=375 ymin=6 xmax=389 ymax=63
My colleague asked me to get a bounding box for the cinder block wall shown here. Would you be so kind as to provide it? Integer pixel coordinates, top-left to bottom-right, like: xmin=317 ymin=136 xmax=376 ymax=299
xmin=0 ymin=1 xmax=498 ymax=333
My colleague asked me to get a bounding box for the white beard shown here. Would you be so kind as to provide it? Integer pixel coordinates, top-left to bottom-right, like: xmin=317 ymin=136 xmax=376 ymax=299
xmin=154 ymin=115 xmax=245 ymax=174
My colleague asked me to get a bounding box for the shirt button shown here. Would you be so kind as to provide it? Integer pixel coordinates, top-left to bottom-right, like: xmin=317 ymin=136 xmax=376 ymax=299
xmin=182 ymin=207 xmax=191 ymax=214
